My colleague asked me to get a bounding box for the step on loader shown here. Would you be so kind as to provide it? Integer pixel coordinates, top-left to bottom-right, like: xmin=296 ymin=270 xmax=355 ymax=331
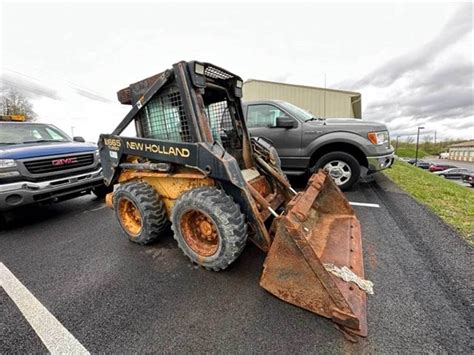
xmin=99 ymin=61 xmax=370 ymax=336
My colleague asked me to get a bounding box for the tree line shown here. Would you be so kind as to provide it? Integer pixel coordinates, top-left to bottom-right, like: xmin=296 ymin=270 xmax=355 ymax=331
xmin=0 ymin=88 xmax=37 ymax=121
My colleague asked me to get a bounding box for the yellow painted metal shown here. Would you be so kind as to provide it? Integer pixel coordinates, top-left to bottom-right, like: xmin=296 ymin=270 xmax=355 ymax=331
xmin=116 ymin=169 xmax=214 ymax=216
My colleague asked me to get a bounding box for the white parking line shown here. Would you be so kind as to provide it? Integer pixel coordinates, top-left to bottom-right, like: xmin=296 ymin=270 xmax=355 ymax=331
xmin=0 ymin=263 xmax=89 ymax=354
xmin=349 ymin=202 xmax=380 ymax=208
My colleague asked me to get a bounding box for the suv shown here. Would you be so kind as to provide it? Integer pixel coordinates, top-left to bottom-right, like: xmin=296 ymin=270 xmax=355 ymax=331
xmin=0 ymin=121 xmax=110 ymax=223
xmin=243 ymin=100 xmax=394 ymax=190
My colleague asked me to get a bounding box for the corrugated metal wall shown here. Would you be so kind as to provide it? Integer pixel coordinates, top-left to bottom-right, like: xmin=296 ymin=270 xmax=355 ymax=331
xmin=243 ymin=80 xmax=361 ymax=119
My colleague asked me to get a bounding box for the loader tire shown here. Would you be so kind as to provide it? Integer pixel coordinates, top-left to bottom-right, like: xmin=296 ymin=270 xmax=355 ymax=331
xmin=313 ymin=151 xmax=360 ymax=191
xmin=113 ymin=181 xmax=169 ymax=245
xmin=171 ymin=187 xmax=247 ymax=271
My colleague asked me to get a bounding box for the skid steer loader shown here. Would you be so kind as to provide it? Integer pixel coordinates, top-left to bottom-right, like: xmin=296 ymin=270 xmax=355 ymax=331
xmin=99 ymin=61 xmax=369 ymax=336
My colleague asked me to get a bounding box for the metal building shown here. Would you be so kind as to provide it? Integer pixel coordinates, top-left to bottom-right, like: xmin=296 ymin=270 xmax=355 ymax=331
xmin=448 ymin=141 xmax=474 ymax=162
xmin=242 ymin=79 xmax=362 ymax=119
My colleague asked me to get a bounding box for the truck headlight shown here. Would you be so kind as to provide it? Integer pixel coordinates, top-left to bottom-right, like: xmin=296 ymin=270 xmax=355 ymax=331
xmin=368 ymin=131 xmax=389 ymax=145
xmin=0 ymin=159 xmax=17 ymax=169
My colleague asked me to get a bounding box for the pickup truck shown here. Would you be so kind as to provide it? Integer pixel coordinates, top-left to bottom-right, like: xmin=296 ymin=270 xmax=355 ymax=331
xmin=0 ymin=121 xmax=111 ymax=226
xmin=243 ymin=100 xmax=394 ymax=190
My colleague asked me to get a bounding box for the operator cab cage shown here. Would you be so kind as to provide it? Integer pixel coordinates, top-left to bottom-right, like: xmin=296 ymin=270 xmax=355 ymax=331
xmin=112 ymin=61 xmax=248 ymax=169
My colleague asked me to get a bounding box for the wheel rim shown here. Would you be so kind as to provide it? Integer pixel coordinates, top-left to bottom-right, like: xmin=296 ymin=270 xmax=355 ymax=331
xmin=180 ymin=209 xmax=219 ymax=257
xmin=118 ymin=198 xmax=142 ymax=236
xmin=323 ymin=160 xmax=352 ymax=186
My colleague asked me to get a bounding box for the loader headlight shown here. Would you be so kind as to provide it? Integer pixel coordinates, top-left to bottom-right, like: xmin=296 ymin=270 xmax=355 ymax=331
xmin=368 ymin=131 xmax=389 ymax=145
xmin=195 ymin=63 xmax=205 ymax=75
xmin=236 ymin=80 xmax=243 ymax=89
xmin=0 ymin=159 xmax=17 ymax=169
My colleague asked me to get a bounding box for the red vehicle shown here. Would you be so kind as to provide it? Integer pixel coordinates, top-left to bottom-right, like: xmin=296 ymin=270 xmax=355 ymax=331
xmin=429 ymin=163 xmax=457 ymax=172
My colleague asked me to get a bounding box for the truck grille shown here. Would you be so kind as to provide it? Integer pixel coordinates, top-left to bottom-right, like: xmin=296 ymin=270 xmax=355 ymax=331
xmin=23 ymin=153 xmax=94 ymax=174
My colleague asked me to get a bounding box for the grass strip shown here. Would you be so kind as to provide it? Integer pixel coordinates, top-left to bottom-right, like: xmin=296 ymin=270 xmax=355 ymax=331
xmin=383 ymin=160 xmax=474 ymax=246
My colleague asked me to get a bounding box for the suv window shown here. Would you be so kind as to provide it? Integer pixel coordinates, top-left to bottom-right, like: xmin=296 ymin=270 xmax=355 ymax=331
xmin=247 ymin=104 xmax=285 ymax=128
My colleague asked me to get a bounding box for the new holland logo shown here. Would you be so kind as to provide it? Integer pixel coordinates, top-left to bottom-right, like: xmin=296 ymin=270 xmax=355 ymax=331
xmin=51 ymin=157 xmax=78 ymax=166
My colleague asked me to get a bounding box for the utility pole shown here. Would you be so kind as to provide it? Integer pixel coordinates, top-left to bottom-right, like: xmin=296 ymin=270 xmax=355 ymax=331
xmin=71 ymin=126 xmax=75 ymax=138
xmin=415 ymin=126 xmax=425 ymax=166
xmin=395 ymin=136 xmax=399 ymax=154
xmin=434 ymin=131 xmax=437 ymax=145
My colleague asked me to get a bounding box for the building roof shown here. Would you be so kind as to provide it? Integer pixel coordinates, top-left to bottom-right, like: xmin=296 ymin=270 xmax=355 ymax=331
xmin=244 ymin=79 xmax=361 ymax=96
xmin=449 ymin=140 xmax=474 ymax=148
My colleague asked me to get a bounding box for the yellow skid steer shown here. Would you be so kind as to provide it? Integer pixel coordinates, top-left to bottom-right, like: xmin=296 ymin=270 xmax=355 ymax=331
xmin=99 ymin=61 xmax=369 ymax=336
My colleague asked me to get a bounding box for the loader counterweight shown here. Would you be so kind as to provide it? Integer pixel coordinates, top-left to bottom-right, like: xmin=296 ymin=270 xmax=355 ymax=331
xmin=98 ymin=60 xmax=369 ymax=337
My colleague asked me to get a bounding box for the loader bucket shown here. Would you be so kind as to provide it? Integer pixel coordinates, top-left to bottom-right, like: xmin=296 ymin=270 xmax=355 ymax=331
xmin=260 ymin=171 xmax=368 ymax=336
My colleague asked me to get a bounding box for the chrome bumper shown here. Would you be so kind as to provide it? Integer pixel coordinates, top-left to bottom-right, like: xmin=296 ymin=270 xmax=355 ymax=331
xmin=367 ymin=153 xmax=394 ymax=173
xmin=0 ymin=168 xmax=104 ymax=210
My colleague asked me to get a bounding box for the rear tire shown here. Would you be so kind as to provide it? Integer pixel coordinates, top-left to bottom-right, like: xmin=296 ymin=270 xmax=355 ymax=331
xmin=113 ymin=181 xmax=169 ymax=245
xmin=171 ymin=187 xmax=247 ymax=271
xmin=313 ymin=151 xmax=360 ymax=191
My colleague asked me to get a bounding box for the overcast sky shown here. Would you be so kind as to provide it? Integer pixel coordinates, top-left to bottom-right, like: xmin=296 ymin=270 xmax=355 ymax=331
xmin=1 ymin=1 xmax=473 ymax=142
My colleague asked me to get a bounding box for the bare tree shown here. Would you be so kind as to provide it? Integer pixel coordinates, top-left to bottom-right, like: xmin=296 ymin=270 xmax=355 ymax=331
xmin=423 ymin=135 xmax=433 ymax=143
xmin=0 ymin=88 xmax=38 ymax=121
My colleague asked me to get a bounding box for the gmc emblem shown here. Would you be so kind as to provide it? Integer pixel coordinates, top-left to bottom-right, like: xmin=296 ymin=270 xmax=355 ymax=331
xmin=52 ymin=157 xmax=78 ymax=166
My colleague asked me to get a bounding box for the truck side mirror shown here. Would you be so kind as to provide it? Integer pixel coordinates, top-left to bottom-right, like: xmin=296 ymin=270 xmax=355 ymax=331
xmin=275 ymin=116 xmax=296 ymax=129
xmin=73 ymin=136 xmax=86 ymax=142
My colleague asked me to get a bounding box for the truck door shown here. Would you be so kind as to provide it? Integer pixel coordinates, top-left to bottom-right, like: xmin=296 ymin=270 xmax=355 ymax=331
xmin=245 ymin=103 xmax=302 ymax=167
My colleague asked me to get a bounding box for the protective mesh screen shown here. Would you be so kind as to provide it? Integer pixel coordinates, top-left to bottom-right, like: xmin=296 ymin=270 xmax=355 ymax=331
xmin=140 ymin=86 xmax=192 ymax=143
xmin=206 ymin=100 xmax=241 ymax=149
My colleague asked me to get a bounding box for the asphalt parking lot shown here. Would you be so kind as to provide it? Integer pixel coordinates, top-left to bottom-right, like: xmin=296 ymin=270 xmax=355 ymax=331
xmin=0 ymin=175 xmax=472 ymax=353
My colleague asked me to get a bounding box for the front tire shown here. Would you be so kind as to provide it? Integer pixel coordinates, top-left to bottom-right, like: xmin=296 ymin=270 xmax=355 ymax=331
xmin=313 ymin=151 xmax=361 ymax=191
xmin=113 ymin=181 xmax=169 ymax=245
xmin=171 ymin=187 xmax=247 ymax=271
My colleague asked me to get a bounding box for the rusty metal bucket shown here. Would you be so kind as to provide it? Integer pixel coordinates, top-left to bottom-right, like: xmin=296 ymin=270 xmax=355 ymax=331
xmin=260 ymin=171 xmax=368 ymax=336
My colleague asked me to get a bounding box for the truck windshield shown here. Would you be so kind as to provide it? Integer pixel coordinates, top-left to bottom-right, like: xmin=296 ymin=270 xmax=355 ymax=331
xmin=0 ymin=124 xmax=70 ymax=145
xmin=279 ymin=101 xmax=318 ymax=122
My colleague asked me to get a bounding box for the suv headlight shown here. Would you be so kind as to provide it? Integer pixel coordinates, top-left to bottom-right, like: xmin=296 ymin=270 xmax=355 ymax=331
xmin=0 ymin=159 xmax=17 ymax=169
xmin=368 ymin=131 xmax=389 ymax=145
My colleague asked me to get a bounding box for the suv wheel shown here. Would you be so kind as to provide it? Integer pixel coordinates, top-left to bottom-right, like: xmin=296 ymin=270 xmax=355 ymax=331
xmin=313 ymin=151 xmax=361 ymax=191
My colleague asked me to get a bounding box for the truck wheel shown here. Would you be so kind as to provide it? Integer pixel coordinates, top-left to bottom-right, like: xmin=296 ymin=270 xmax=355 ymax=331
xmin=313 ymin=151 xmax=360 ymax=191
xmin=113 ymin=181 xmax=169 ymax=245
xmin=171 ymin=187 xmax=247 ymax=271
xmin=93 ymin=184 xmax=114 ymax=198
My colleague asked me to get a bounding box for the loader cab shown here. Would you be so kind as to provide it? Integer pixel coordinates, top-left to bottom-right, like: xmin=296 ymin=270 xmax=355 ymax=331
xmin=132 ymin=62 xmax=249 ymax=169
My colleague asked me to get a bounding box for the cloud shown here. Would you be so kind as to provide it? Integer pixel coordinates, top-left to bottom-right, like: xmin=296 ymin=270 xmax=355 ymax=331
xmin=368 ymin=87 xmax=473 ymax=122
xmin=0 ymin=72 xmax=61 ymax=100
xmin=73 ymin=88 xmax=113 ymax=103
xmin=342 ymin=3 xmax=472 ymax=89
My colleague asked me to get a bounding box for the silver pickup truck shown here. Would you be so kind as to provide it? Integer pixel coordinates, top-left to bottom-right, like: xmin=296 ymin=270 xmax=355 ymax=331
xmin=243 ymin=100 xmax=394 ymax=190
